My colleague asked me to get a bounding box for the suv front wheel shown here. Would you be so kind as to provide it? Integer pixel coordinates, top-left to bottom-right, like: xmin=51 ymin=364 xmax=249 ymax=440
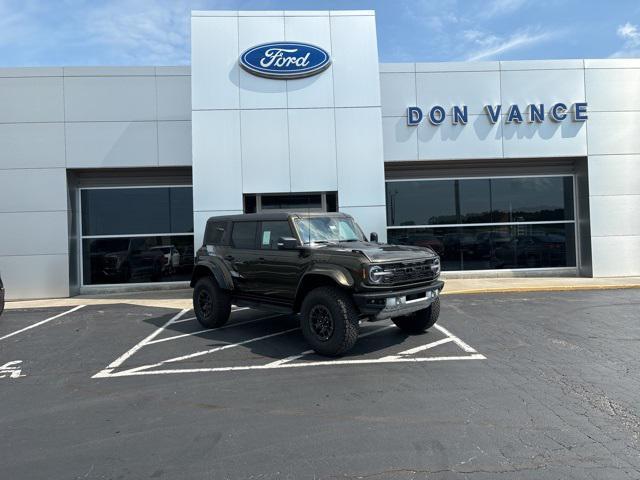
xmin=300 ymin=286 xmax=360 ymax=357
xmin=392 ymin=297 xmax=440 ymax=334
xmin=193 ymin=276 xmax=231 ymax=329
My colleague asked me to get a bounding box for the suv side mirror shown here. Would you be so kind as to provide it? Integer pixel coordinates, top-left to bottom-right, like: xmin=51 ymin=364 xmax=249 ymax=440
xmin=369 ymin=232 xmax=379 ymax=243
xmin=277 ymin=237 xmax=299 ymax=250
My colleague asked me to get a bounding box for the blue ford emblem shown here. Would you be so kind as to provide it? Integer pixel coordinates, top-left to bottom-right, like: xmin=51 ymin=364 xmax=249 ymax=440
xmin=239 ymin=42 xmax=331 ymax=79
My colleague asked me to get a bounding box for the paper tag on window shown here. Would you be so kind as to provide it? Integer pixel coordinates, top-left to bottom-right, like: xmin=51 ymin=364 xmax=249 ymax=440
xmin=262 ymin=231 xmax=271 ymax=245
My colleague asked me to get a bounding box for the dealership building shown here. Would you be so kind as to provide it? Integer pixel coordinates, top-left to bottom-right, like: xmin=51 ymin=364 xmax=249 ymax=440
xmin=0 ymin=9 xmax=639 ymax=299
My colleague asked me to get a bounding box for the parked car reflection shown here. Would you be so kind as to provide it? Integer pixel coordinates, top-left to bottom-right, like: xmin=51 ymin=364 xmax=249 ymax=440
xmin=88 ymin=238 xmax=165 ymax=283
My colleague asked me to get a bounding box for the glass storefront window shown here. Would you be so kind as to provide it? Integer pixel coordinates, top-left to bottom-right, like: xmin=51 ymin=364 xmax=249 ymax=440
xmin=386 ymin=176 xmax=574 ymax=226
xmin=81 ymin=187 xmax=193 ymax=236
xmin=386 ymin=175 xmax=576 ymax=271
xmin=388 ymin=224 xmax=576 ymax=271
xmin=80 ymin=186 xmax=194 ymax=286
xmin=82 ymin=235 xmax=194 ymax=285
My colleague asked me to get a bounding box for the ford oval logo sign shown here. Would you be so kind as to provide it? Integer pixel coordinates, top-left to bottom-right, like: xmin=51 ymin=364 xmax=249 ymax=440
xmin=239 ymin=42 xmax=331 ymax=79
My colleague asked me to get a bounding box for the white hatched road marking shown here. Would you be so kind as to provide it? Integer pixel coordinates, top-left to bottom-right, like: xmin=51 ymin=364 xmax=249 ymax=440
xmin=94 ymin=310 xmax=486 ymax=378
xmin=146 ymin=314 xmax=282 ymax=345
xmin=0 ymin=305 xmax=86 ymax=342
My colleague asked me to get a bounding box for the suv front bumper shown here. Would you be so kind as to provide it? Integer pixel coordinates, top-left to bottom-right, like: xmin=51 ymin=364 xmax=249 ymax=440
xmin=353 ymin=281 xmax=444 ymax=320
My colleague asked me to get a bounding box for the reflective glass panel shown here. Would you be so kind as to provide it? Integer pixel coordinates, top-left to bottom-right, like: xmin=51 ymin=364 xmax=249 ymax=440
xmin=82 ymin=235 xmax=194 ymax=285
xmin=388 ymin=224 xmax=576 ymax=271
xmin=81 ymin=187 xmax=193 ymax=236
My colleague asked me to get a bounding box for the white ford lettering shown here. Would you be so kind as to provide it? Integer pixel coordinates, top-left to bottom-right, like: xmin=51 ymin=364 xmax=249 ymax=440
xmin=260 ymin=48 xmax=311 ymax=68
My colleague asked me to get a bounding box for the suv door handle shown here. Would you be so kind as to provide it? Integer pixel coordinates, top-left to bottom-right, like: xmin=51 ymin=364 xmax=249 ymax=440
xmin=224 ymin=255 xmax=234 ymax=261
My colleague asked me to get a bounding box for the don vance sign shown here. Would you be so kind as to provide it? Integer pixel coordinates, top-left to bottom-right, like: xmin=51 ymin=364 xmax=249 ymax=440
xmin=407 ymin=103 xmax=588 ymax=126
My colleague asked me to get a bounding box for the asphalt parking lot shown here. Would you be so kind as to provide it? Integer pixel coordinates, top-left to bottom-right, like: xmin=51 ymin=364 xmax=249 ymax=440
xmin=1 ymin=289 xmax=639 ymax=480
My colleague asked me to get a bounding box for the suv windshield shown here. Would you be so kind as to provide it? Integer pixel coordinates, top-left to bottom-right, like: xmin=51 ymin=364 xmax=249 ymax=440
xmin=293 ymin=216 xmax=365 ymax=244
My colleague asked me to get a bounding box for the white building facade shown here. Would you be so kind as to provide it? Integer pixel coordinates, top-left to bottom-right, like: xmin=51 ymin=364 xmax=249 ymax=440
xmin=0 ymin=9 xmax=639 ymax=299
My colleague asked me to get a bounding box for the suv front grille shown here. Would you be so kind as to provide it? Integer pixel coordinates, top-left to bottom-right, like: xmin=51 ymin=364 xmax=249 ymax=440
xmin=378 ymin=259 xmax=437 ymax=285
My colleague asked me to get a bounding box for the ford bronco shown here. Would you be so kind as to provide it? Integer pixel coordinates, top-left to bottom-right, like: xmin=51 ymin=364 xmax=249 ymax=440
xmin=191 ymin=212 xmax=443 ymax=356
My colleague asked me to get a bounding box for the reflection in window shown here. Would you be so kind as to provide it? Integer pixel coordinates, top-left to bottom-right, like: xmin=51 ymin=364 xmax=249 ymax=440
xmin=386 ymin=175 xmax=576 ymax=271
xmin=81 ymin=187 xmax=193 ymax=236
xmin=386 ymin=176 xmax=574 ymax=226
xmin=388 ymin=224 xmax=576 ymax=271
xmin=81 ymin=186 xmax=194 ymax=286
xmin=82 ymin=235 xmax=194 ymax=285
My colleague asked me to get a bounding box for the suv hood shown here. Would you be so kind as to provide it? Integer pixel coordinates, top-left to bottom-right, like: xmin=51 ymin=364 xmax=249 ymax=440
xmin=318 ymin=241 xmax=437 ymax=263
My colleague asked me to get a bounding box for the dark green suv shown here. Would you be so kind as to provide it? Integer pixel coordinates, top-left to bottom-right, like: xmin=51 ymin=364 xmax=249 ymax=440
xmin=191 ymin=212 xmax=443 ymax=356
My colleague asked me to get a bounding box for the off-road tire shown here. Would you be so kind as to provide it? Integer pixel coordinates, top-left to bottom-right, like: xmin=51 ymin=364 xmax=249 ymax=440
xmin=392 ymin=297 xmax=440 ymax=334
xmin=300 ymin=286 xmax=360 ymax=357
xmin=193 ymin=276 xmax=231 ymax=329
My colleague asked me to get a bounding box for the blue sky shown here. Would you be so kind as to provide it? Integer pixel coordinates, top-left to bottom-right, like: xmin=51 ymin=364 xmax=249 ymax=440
xmin=1 ymin=0 xmax=639 ymax=66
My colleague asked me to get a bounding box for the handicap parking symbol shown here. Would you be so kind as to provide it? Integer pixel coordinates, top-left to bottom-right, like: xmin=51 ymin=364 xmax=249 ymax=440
xmin=0 ymin=361 xmax=26 ymax=379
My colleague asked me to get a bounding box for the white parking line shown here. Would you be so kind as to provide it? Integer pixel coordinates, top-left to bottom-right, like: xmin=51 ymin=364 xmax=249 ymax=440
xmin=265 ymin=323 xmax=397 ymax=367
xmin=146 ymin=314 xmax=283 ymax=345
xmin=434 ymin=324 xmax=479 ymax=353
xmin=0 ymin=305 xmax=86 ymax=342
xmin=104 ymin=327 xmax=299 ymax=377
xmin=396 ymin=337 xmax=454 ymax=356
xmin=93 ymin=309 xmax=190 ymax=377
xmin=104 ymin=354 xmax=487 ymax=377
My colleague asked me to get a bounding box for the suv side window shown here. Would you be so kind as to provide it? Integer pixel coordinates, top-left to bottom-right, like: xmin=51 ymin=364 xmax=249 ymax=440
xmin=231 ymin=221 xmax=258 ymax=249
xmin=205 ymin=221 xmax=227 ymax=245
xmin=260 ymin=221 xmax=293 ymax=250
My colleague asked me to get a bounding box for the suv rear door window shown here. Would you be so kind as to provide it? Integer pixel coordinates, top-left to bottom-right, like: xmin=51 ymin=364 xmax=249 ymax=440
xmin=260 ymin=221 xmax=293 ymax=249
xmin=231 ymin=222 xmax=258 ymax=249
xmin=205 ymin=221 xmax=227 ymax=245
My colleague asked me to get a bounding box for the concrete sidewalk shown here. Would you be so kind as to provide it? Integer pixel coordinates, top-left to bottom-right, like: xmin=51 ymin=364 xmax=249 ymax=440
xmin=5 ymin=276 xmax=640 ymax=310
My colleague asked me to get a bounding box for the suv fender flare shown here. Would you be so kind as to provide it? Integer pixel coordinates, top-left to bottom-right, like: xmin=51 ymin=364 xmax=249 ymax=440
xmin=191 ymin=258 xmax=234 ymax=290
xmin=297 ymin=264 xmax=355 ymax=291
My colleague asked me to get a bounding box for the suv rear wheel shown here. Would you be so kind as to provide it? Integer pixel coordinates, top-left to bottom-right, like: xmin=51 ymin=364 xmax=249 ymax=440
xmin=300 ymin=286 xmax=360 ymax=357
xmin=392 ymin=297 xmax=440 ymax=334
xmin=193 ymin=276 xmax=231 ymax=329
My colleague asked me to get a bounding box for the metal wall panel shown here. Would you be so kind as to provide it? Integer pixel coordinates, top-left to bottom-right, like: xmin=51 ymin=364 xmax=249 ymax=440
xmin=335 ymin=107 xmax=386 ymax=207
xmin=0 ymin=254 xmax=69 ymax=300
xmin=238 ymin=16 xmax=287 ymax=109
xmin=588 ymin=155 xmax=640 ymax=196
xmin=284 ymin=15 xmax=334 ymax=109
xmin=0 ymin=123 xmax=65 ymax=169
xmin=240 ymin=109 xmax=290 ymax=193
xmin=0 ymin=211 xmax=68 ymax=256
xmin=64 ymin=76 xmax=157 ymax=121
xmin=192 ymin=110 xmax=242 ymax=212
xmin=380 ymin=73 xmax=416 ymax=117
xmin=330 ymin=14 xmax=380 ymax=108
xmin=591 ymin=236 xmax=640 ymax=277
xmin=65 ymin=121 xmax=158 ymax=168
xmin=587 ymin=112 xmax=640 ymax=155
xmin=288 ymin=108 xmax=337 ymax=192
xmin=156 ymin=75 xmax=191 ymax=121
xmin=417 ymin=71 xmax=501 ymax=116
xmin=158 ymin=121 xmax=192 ymax=166
xmin=417 ymin=116 xmax=503 ymax=160
xmin=382 ymin=116 xmax=418 ymax=161
xmin=0 ymin=76 xmax=64 ymax=123
xmin=590 ymin=195 xmax=640 ymax=237
xmin=191 ymin=15 xmax=240 ymax=110
xmin=0 ymin=168 xmax=67 ymax=212
xmin=502 ymin=119 xmax=587 ymax=158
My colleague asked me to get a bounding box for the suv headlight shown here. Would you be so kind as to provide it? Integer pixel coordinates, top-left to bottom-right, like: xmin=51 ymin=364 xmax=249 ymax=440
xmin=431 ymin=257 xmax=441 ymax=276
xmin=368 ymin=265 xmax=392 ymax=284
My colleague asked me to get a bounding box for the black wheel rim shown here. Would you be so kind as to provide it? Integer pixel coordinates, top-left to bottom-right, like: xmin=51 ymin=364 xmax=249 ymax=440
xmin=309 ymin=305 xmax=334 ymax=341
xmin=198 ymin=289 xmax=213 ymax=317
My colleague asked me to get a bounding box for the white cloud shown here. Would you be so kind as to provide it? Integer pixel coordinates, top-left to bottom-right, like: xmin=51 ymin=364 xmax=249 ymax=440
xmin=611 ymin=22 xmax=640 ymax=58
xmin=478 ymin=0 xmax=528 ymax=19
xmin=464 ymin=29 xmax=554 ymax=61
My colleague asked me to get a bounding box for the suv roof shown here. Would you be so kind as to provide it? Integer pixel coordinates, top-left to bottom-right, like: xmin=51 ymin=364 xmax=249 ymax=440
xmin=206 ymin=211 xmax=350 ymax=223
